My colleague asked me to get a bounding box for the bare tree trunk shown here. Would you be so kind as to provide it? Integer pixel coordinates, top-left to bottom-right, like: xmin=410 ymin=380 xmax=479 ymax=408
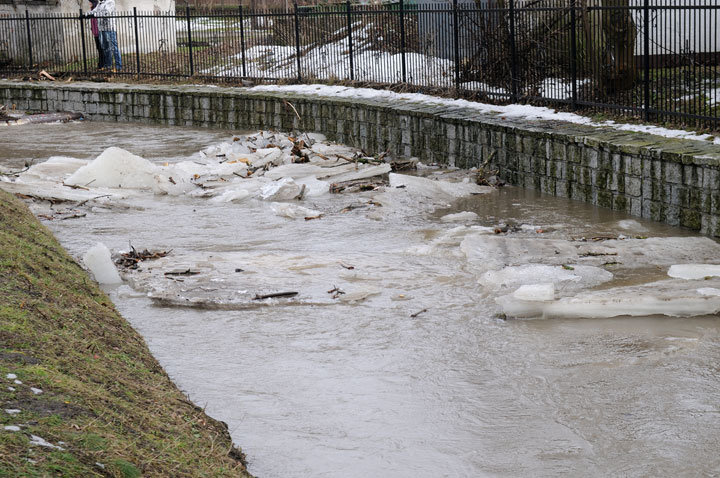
xmin=582 ymin=0 xmax=637 ymax=93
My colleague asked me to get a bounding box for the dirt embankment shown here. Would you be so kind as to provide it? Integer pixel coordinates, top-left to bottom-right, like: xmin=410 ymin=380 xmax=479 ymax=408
xmin=0 ymin=189 xmax=252 ymax=477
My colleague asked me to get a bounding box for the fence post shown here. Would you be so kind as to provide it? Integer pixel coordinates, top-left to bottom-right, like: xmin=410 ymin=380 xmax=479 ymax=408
xmin=186 ymin=5 xmax=194 ymax=77
xmin=399 ymin=0 xmax=406 ymax=83
xmin=294 ymin=1 xmax=302 ymax=82
xmin=79 ymin=9 xmax=88 ymax=75
xmin=239 ymin=5 xmax=247 ymax=78
xmin=133 ymin=7 xmax=141 ymax=78
xmin=346 ymin=0 xmax=354 ymax=81
xmin=643 ymin=0 xmax=650 ymax=121
xmin=508 ymin=0 xmax=518 ymax=102
xmin=452 ymin=0 xmax=460 ymax=93
xmin=24 ymin=10 xmax=33 ymax=70
xmin=569 ymin=0 xmax=577 ymax=110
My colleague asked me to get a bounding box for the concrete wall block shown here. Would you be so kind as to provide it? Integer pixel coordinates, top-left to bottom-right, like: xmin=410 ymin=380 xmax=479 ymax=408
xmin=702 ymin=168 xmax=718 ymax=189
xmin=665 ymin=204 xmax=680 ymax=226
xmin=582 ymin=148 xmax=599 ymax=168
xmin=665 ymin=162 xmax=682 ymax=184
xmin=683 ymin=165 xmax=702 ymax=187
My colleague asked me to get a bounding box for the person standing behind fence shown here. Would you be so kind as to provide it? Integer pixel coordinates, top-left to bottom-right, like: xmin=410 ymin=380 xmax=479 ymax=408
xmin=90 ymin=0 xmax=121 ymax=72
xmin=89 ymin=0 xmax=105 ymax=70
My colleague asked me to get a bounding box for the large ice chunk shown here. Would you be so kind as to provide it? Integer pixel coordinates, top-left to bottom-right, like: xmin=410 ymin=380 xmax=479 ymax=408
xmin=82 ymin=243 xmax=122 ymax=284
xmin=440 ymin=211 xmax=479 ymax=223
xmin=65 ymin=147 xmax=158 ymax=190
xmin=497 ymin=279 xmax=720 ymax=319
xmin=461 ymin=236 xmax=579 ymax=271
xmin=513 ymin=283 xmax=555 ymax=301
xmin=260 ymin=177 xmax=302 ymax=201
xmin=209 ymin=188 xmax=251 ymax=203
xmin=668 ymin=264 xmax=720 ymax=280
xmin=389 ymin=173 xmax=492 ymax=198
xmin=270 ymin=202 xmax=321 ymax=219
xmin=20 ymin=156 xmax=87 ymax=182
xmin=479 ymin=264 xmax=613 ymax=292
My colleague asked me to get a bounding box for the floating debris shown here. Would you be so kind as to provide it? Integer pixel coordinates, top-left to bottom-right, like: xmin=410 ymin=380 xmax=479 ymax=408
xmin=116 ymin=246 xmax=171 ymax=270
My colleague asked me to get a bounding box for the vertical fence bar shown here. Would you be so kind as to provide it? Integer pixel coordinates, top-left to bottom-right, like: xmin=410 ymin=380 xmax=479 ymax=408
xmin=79 ymin=9 xmax=88 ymax=75
xmin=133 ymin=7 xmax=141 ymax=77
xmin=570 ymin=0 xmax=577 ymax=110
xmin=239 ymin=5 xmax=247 ymax=78
xmin=346 ymin=0 xmax=354 ymax=81
xmin=186 ymin=5 xmax=194 ymax=76
xmin=508 ymin=0 xmax=518 ymax=102
xmin=399 ymin=0 xmax=406 ymax=83
xmin=25 ymin=10 xmax=33 ymax=70
xmin=294 ymin=2 xmax=302 ymax=81
xmin=453 ymin=0 xmax=460 ymax=93
xmin=643 ymin=0 xmax=650 ymax=121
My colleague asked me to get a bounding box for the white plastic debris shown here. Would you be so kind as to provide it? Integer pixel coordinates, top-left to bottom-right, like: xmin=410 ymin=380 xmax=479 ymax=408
xmin=668 ymin=264 xmax=720 ymax=280
xmin=5 ymin=373 xmax=16 ymax=380
xmin=5 ymin=409 xmax=21 ymax=415
xmin=83 ymin=243 xmax=122 ymax=284
xmin=4 ymin=426 xmax=20 ymax=432
xmin=30 ymin=387 xmax=43 ymax=395
xmin=440 ymin=211 xmax=479 ymax=223
xmin=13 ymin=380 xmax=21 ymax=385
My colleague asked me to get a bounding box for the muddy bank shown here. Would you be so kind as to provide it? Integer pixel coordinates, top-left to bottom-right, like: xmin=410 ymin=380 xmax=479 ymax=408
xmin=0 ymin=189 xmax=252 ymax=477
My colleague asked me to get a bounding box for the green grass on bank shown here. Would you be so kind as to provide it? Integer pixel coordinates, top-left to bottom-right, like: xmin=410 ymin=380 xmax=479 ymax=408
xmin=0 ymin=189 xmax=252 ymax=477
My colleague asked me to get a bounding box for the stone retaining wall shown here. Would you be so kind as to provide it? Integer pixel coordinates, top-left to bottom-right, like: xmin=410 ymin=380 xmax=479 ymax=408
xmin=2 ymin=80 xmax=720 ymax=235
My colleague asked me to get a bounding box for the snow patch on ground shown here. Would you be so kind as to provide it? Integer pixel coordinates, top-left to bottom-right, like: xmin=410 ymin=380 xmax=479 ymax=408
xmin=248 ymin=84 xmax=720 ymax=145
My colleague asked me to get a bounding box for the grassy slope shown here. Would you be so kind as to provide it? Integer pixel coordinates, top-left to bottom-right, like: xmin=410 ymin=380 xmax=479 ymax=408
xmin=0 ymin=189 xmax=252 ymax=477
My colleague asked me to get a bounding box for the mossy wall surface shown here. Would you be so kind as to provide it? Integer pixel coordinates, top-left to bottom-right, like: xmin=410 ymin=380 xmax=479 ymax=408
xmin=3 ymin=80 xmax=720 ymax=235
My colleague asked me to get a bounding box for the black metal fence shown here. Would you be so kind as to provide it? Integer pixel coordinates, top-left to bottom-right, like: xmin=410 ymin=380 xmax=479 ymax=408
xmin=1 ymin=1 xmax=719 ymax=129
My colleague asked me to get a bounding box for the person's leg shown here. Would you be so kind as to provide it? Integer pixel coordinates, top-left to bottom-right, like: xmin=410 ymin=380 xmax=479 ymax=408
xmin=94 ymin=36 xmax=104 ymax=69
xmin=107 ymin=31 xmax=121 ymax=71
xmin=99 ymin=31 xmax=112 ymax=70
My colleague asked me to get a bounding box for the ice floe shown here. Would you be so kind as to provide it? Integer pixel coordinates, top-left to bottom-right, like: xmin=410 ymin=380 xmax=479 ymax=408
xmin=83 ymin=243 xmax=122 ymax=284
xmin=497 ymin=279 xmax=720 ymax=319
xmin=668 ymin=264 xmax=720 ymax=280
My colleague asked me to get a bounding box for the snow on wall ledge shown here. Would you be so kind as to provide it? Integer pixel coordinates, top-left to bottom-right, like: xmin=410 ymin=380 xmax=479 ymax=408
xmin=2 ymin=80 xmax=720 ymax=235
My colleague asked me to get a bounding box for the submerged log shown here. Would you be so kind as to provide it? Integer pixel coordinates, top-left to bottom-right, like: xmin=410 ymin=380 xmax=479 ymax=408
xmin=1 ymin=111 xmax=84 ymax=126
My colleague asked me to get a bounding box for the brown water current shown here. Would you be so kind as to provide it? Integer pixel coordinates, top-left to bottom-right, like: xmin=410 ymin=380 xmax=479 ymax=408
xmin=2 ymin=122 xmax=720 ymax=477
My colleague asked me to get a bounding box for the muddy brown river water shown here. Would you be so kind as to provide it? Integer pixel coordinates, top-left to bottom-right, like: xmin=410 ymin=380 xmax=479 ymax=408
xmin=2 ymin=122 xmax=720 ymax=477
